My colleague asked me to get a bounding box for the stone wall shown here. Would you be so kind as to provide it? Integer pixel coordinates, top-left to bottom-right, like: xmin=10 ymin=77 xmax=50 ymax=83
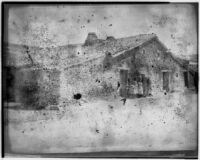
xmin=139 ymin=39 xmax=186 ymax=92
xmin=112 ymin=39 xmax=186 ymax=96
xmin=12 ymin=39 xmax=187 ymax=108
xmin=59 ymin=38 xmax=189 ymax=103
xmin=59 ymin=57 xmax=120 ymax=103
xmin=13 ymin=67 xmax=60 ymax=109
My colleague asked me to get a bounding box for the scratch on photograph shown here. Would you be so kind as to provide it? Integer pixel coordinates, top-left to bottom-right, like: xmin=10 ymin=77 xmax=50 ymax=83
xmin=3 ymin=3 xmax=198 ymax=157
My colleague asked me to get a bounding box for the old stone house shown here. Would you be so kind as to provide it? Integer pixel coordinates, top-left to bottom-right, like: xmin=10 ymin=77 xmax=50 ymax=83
xmin=103 ymin=36 xmax=196 ymax=97
xmin=59 ymin=33 xmax=197 ymax=101
xmin=4 ymin=33 xmax=197 ymax=108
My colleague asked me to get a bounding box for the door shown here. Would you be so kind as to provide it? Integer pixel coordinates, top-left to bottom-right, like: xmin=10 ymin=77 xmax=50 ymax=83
xmin=183 ymin=71 xmax=189 ymax=88
xmin=120 ymin=69 xmax=128 ymax=97
xmin=5 ymin=67 xmax=16 ymax=102
xmin=163 ymin=72 xmax=170 ymax=92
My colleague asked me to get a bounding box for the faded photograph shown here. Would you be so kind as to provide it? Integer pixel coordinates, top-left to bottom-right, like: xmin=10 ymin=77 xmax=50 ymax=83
xmin=3 ymin=3 xmax=198 ymax=158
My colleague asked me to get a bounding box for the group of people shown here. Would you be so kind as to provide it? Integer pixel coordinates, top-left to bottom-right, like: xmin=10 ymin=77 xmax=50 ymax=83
xmin=118 ymin=74 xmax=152 ymax=98
xmin=129 ymin=76 xmax=152 ymax=97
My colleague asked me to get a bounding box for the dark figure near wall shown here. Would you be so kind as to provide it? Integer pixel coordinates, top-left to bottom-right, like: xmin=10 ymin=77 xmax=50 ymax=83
xmin=117 ymin=82 xmax=120 ymax=90
xmin=120 ymin=98 xmax=126 ymax=105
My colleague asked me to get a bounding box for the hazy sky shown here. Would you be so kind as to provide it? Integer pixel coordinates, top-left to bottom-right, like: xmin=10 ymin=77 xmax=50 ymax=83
xmin=8 ymin=4 xmax=197 ymax=57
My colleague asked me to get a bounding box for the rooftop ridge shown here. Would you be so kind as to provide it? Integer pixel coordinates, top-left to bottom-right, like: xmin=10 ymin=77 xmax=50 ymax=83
xmin=116 ymin=33 xmax=157 ymax=40
xmin=5 ymin=33 xmax=157 ymax=49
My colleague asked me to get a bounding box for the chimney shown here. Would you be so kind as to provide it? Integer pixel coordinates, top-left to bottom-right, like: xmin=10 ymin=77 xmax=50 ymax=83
xmin=84 ymin=32 xmax=98 ymax=46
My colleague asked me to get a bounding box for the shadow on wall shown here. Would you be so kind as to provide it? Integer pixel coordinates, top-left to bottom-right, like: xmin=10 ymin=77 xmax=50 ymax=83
xmin=5 ymin=67 xmax=60 ymax=109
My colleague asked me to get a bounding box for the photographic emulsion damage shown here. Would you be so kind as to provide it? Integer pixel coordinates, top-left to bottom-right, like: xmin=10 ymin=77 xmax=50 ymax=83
xmin=2 ymin=3 xmax=198 ymax=158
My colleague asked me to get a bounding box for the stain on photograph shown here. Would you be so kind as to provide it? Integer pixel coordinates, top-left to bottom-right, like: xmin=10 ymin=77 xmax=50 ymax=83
xmin=3 ymin=3 xmax=198 ymax=158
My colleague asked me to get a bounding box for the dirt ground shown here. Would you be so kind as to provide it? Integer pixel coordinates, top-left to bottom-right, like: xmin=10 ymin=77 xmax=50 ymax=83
xmin=5 ymin=90 xmax=197 ymax=154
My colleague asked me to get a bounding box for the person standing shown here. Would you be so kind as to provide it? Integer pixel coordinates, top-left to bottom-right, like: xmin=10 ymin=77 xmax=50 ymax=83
xmin=133 ymin=80 xmax=138 ymax=96
xmin=138 ymin=75 xmax=143 ymax=97
xmin=116 ymin=81 xmax=121 ymax=98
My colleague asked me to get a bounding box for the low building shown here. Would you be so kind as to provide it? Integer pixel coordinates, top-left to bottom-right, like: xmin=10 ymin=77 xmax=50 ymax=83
xmin=3 ymin=44 xmax=60 ymax=109
xmin=4 ymin=33 xmax=197 ymax=108
xmin=104 ymin=36 xmax=196 ymax=97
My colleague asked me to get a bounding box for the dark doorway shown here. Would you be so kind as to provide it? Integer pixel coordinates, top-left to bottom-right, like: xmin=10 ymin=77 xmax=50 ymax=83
xmin=194 ymin=72 xmax=198 ymax=92
xmin=4 ymin=67 xmax=16 ymax=102
xmin=163 ymin=72 xmax=170 ymax=92
xmin=120 ymin=69 xmax=128 ymax=97
xmin=183 ymin=71 xmax=189 ymax=88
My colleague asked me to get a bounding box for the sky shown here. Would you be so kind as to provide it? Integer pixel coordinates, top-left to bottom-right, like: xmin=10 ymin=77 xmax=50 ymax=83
xmin=8 ymin=4 xmax=197 ymax=57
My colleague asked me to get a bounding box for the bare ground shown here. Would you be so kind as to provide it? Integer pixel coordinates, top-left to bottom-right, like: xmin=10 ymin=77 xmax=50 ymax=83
xmin=5 ymin=91 xmax=197 ymax=154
